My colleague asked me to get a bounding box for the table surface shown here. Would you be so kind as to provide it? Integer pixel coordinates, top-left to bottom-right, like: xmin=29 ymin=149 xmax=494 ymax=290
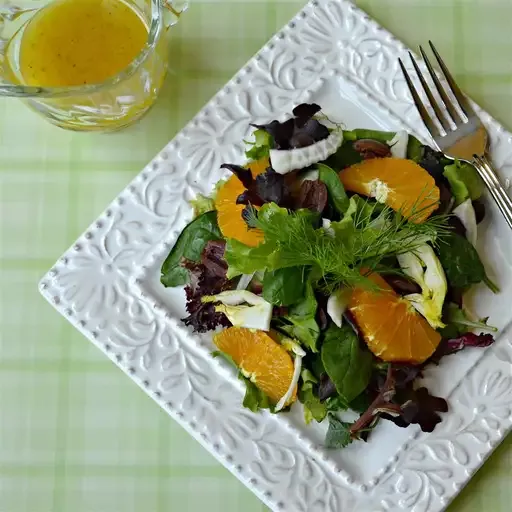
xmin=1 ymin=0 xmax=511 ymax=510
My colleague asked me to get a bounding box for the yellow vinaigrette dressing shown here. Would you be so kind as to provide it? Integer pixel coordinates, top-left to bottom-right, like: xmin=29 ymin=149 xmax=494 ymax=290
xmin=20 ymin=0 xmax=148 ymax=87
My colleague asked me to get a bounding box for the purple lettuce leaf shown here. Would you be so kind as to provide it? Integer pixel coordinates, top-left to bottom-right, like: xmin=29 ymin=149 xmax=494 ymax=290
xmin=349 ymin=365 xmax=448 ymax=437
xmin=231 ymin=167 xmax=291 ymax=208
xmin=431 ymin=331 xmax=495 ymax=363
xmin=252 ymin=103 xmax=329 ymax=150
xmin=181 ymin=240 xmax=233 ymax=333
xmin=220 ymin=164 xmax=253 ymax=188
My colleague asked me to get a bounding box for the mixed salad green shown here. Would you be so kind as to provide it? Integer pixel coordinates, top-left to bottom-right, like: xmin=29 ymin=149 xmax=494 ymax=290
xmin=160 ymin=103 xmax=498 ymax=449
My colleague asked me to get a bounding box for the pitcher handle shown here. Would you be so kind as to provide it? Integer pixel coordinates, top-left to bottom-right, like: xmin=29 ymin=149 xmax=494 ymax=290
xmin=162 ymin=0 xmax=189 ymax=26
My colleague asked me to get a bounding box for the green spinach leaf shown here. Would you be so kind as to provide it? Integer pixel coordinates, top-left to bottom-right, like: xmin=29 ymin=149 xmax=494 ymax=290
xmin=262 ymin=267 xmax=306 ymax=306
xmin=321 ymin=324 xmax=373 ymax=403
xmin=349 ymin=392 xmax=372 ymax=414
xmin=317 ymin=163 xmax=350 ymax=214
xmin=310 ymin=355 xmax=325 ymax=380
xmin=160 ymin=211 xmax=222 ymax=287
xmin=325 ymin=140 xmax=363 ymax=169
xmin=325 ymin=414 xmax=353 ymax=449
xmin=436 ymin=232 xmax=497 ymax=291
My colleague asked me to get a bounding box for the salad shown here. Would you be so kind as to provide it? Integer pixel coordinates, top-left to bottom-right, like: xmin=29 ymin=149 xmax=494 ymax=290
xmin=160 ymin=103 xmax=498 ymax=449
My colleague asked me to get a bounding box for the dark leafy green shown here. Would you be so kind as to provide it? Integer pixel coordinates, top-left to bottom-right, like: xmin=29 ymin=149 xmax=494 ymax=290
xmin=348 ymin=392 xmax=372 ymax=414
xmin=262 ymin=266 xmax=306 ymax=306
xmin=321 ymin=324 xmax=373 ymax=403
xmin=317 ymin=163 xmax=350 ymax=214
xmin=325 ymin=415 xmax=354 ymax=449
xmin=309 ymin=354 xmax=325 ymax=380
xmin=325 ymin=140 xmax=363 ymax=169
xmin=161 ymin=211 xmax=222 ymax=287
xmin=436 ymin=232 xmax=498 ymax=292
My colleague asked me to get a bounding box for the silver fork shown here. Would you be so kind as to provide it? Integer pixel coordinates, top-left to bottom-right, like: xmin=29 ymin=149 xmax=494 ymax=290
xmin=399 ymin=41 xmax=512 ymax=229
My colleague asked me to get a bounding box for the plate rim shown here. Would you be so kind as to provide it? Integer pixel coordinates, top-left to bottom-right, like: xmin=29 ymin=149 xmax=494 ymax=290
xmin=39 ymin=1 xmax=512 ymax=510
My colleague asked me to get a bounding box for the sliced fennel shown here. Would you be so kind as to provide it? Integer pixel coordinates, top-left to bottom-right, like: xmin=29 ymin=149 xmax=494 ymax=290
xmin=397 ymin=244 xmax=447 ymax=329
xmin=326 ymin=288 xmax=351 ymax=328
xmin=453 ymin=198 xmax=478 ymax=247
xmin=388 ymin=130 xmax=409 ymax=159
xmin=275 ymin=352 xmax=303 ymax=412
xmin=236 ymin=273 xmax=255 ymax=290
xmin=270 ymin=129 xmax=343 ymax=175
xmin=202 ymin=290 xmax=272 ymax=331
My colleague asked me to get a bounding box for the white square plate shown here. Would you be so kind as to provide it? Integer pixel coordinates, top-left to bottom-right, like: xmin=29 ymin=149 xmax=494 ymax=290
xmin=40 ymin=1 xmax=512 ymax=510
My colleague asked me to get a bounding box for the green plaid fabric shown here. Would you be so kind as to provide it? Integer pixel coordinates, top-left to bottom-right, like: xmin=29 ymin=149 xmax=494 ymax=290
xmin=0 ymin=0 xmax=510 ymax=510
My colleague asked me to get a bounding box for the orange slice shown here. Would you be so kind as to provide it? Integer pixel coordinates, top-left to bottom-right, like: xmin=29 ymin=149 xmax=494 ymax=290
xmin=349 ymin=273 xmax=441 ymax=363
xmin=215 ymin=158 xmax=268 ymax=246
xmin=214 ymin=327 xmax=297 ymax=404
xmin=339 ymin=157 xmax=440 ymax=223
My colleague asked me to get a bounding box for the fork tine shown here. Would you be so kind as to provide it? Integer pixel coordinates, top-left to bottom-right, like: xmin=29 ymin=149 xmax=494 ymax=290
xmin=419 ymin=46 xmax=463 ymax=126
xmin=407 ymin=51 xmax=451 ymax=133
xmin=398 ymin=57 xmax=440 ymax=139
xmin=428 ymin=41 xmax=475 ymax=118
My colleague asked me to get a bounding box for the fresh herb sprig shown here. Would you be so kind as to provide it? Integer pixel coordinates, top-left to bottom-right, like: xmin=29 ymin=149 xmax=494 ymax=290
xmin=242 ymin=200 xmax=447 ymax=292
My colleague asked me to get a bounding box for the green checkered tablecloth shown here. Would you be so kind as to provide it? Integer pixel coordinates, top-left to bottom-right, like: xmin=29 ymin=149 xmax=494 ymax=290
xmin=0 ymin=0 xmax=510 ymax=510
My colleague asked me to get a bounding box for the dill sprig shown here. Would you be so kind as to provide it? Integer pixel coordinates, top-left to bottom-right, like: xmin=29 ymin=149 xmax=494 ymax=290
xmin=248 ymin=198 xmax=448 ymax=292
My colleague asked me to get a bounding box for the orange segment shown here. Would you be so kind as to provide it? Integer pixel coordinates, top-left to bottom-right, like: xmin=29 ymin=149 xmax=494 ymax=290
xmin=349 ymin=273 xmax=441 ymax=363
xmin=214 ymin=327 xmax=297 ymax=404
xmin=215 ymin=158 xmax=268 ymax=247
xmin=339 ymin=158 xmax=440 ymax=223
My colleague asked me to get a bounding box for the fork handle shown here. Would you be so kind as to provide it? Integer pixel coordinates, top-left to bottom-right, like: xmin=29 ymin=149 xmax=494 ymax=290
xmin=472 ymin=154 xmax=512 ymax=230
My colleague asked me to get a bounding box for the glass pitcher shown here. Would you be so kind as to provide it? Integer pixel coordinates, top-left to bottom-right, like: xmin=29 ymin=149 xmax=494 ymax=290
xmin=0 ymin=0 xmax=188 ymax=131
